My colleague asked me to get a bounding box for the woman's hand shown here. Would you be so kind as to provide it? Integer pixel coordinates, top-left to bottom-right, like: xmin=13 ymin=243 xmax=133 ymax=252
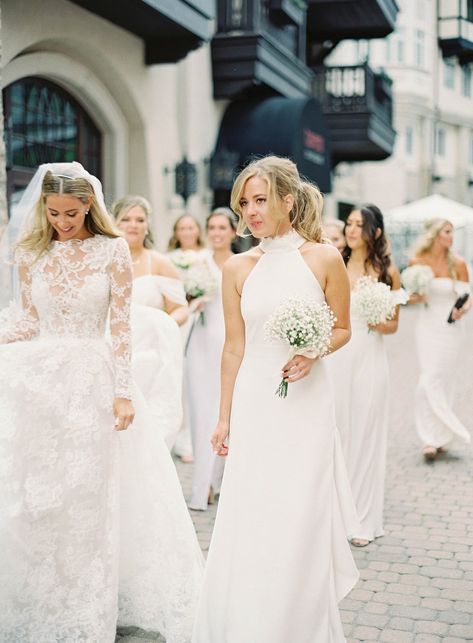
xmin=211 ymin=420 xmax=230 ymax=456
xmin=451 ymin=305 xmax=468 ymax=321
xmin=113 ymin=397 xmax=135 ymax=431
xmin=408 ymin=293 xmax=427 ymax=305
xmin=188 ymin=295 xmax=209 ymax=314
xmin=281 ymin=355 xmax=319 ymax=383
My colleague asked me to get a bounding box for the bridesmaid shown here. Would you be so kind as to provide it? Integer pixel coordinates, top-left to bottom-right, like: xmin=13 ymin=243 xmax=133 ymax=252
xmin=409 ymin=218 xmax=471 ymax=461
xmin=186 ymin=208 xmax=236 ymax=511
xmin=326 ymin=205 xmax=404 ymax=547
xmin=167 ymin=213 xmax=206 ymax=255
xmin=192 ymin=156 xmax=359 ymax=643
xmin=322 ymin=217 xmax=346 ymax=253
xmin=168 ymin=214 xmax=207 ymax=463
xmin=114 ymin=196 xmax=188 ymax=325
xmin=113 ymin=196 xmax=188 ymax=450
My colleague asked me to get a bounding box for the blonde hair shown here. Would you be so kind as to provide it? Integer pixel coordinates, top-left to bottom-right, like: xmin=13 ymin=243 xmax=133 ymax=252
xmin=230 ymin=156 xmax=324 ymax=242
xmin=322 ymin=218 xmax=344 ymax=233
xmin=111 ymin=195 xmax=155 ymax=248
xmin=414 ymin=217 xmax=456 ymax=279
xmin=17 ymin=171 xmax=119 ymax=257
xmin=167 ymin=214 xmax=204 ymax=251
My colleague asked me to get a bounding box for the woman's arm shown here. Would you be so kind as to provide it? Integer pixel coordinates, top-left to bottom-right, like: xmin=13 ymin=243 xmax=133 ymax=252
xmin=152 ymin=252 xmax=190 ymax=325
xmin=0 ymin=259 xmax=39 ymax=344
xmin=109 ymin=238 xmax=135 ymax=430
xmin=369 ymin=266 xmax=402 ymax=335
xmin=164 ymin=298 xmax=189 ymax=326
xmin=451 ymin=256 xmax=471 ymax=320
xmin=282 ymin=245 xmax=351 ymax=384
xmin=211 ymin=256 xmax=246 ymax=456
xmin=322 ymin=247 xmax=351 ymax=352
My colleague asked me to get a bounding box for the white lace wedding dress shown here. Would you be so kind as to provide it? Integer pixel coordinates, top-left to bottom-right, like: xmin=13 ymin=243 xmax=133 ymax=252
xmin=0 ymin=235 xmax=203 ymax=643
xmin=131 ymin=271 xmax=187 ymax=449
xmin=192 ymin=231 xmax=359 ymax=643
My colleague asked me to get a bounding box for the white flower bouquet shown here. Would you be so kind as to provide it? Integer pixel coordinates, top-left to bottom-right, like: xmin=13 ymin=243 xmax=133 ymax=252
xmin=170 ymin=251 xmax=217 ymax=323
xmin=351 ymin=276 xmax=396 ymax=329
xmin=400 ymin=265 xmax=434 ymax=296
xmin=264 ymin=297 xmax=336 ymax=398
xmin=183 ymin=262 xmax=217 ymax=300
xmin=170 ymin=249 xmax=201 ymax=272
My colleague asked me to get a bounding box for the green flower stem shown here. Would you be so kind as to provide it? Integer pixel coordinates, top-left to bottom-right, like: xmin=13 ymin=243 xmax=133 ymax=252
xmin=275 ymin=378 xmax=289 ymax=398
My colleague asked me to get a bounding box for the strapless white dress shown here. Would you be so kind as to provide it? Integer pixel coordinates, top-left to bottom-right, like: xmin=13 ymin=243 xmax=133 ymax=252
xmin=131 ymin=274 xmax=186 ymax=450
xmin=186 ymin=253 xmax=226 ymax=510
xmin=326 ymin=286 xmax=406 ymax=542
xmin=192 ymin=231 xmax=359 ymax=643
xmin=415 ymin=278 xmax=471 ymax=447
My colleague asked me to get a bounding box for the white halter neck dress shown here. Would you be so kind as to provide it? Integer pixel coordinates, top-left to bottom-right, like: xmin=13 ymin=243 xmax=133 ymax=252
xmin=192 ymin=230 xmax=359 ymax=643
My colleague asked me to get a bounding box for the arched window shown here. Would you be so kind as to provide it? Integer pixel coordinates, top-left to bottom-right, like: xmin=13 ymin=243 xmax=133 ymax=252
xmin=3 ymin=76 xmax=102 ymax=213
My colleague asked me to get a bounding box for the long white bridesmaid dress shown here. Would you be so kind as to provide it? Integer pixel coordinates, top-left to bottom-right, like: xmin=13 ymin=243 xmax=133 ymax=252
xmin=168 ymin=249 xmax=209 ymax=459
xmin=192 ymin=230 xmax=359 ymax=643
xmin=130 ymin=260 xmax=187 ymax=450
xmin=326 ymin=281 xmax=405 ymax=542
xmin=415 ymin=278 xmax=471 ymax=448
xmin=186 ymin=253 xmax=226 ymax=510
xmin=0 ymin=236 xmax=203 ymax=643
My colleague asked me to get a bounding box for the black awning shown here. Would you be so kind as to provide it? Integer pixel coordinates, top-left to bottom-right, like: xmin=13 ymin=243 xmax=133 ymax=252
xmin=211 ymin=97 xmax=332 ymax=193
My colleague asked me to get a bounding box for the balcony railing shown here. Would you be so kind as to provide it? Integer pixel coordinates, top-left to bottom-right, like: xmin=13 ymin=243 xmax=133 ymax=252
xmin=312 ymin=64 xmax=395 ymax=162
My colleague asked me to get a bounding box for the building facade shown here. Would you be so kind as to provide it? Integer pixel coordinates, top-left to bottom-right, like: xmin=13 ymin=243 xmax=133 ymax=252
xmin=325 ymin=0 xmax=473 ymax=218
xmin=1 ymin=0 xmax=400 ymax=245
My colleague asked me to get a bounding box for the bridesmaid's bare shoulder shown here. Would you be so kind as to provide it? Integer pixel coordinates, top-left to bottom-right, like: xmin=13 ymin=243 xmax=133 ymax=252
xmin=223 ymin=247 xmax=262 ymax=295
xmin=149 ymin=250 xmax=181 ymax=279
xmin=301 ymin=240 xmax=345 ymax=269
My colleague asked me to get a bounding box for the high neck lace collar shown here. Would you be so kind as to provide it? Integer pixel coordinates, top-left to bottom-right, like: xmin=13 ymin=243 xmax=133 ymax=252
xmin=259 ymin=229 xmax=305 ymax=253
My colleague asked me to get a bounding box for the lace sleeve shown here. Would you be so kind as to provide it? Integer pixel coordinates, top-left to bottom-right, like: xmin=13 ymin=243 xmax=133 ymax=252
xmin=0 ymin=257 xmax=39 ymax=344
xmin=109 ymin=237 xmax=133 ymax=400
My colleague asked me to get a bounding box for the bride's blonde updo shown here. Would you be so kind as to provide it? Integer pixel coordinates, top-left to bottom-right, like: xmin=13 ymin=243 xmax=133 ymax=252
xmin=17 ymin=171 xmax=119 ymax=257
xmin=230 ymin=156 xmax=325 ymax=242
xmin=414 ymin=217 xmax=456 ymax=279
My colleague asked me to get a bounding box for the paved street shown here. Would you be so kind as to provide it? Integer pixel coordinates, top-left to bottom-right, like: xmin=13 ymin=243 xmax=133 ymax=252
xmin=118 ymin=306 xmax=473 ymax=643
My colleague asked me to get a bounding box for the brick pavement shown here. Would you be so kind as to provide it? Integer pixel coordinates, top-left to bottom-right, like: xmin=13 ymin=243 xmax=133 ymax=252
xmin=118 ymin=306 xmax=473 ymax=642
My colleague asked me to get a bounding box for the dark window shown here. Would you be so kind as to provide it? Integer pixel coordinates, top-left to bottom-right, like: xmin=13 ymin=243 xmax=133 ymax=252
xmin=467 ymin=0 xmax=473 ymax=22
xmin=3 ymin=77 xmax=102 ymax=214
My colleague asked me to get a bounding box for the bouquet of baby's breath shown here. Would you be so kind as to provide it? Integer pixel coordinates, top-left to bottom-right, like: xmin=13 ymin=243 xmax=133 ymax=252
xmin=170 ymin=249 xmax=201 ymax=272
xmin=351 ymin=276 xmax=396 ymax=329
xmin=264 ymin=297 xmax=336 ymax=398
xmin=400 ymin=265 xmax=434 ymax=297
xmin=183 ymin=263 xmax=217 ymax=300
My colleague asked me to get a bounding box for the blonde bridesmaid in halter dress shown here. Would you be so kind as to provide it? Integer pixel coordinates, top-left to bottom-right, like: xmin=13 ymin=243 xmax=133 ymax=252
xmin=192 ymin=156 xmax=359 ymax=643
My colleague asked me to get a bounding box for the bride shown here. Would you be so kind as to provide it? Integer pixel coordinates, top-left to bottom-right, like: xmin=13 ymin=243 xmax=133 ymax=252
xmin=113 ymin=195 xmax=188 ymax=450
xmin=0 ymin=163 xmax=203 ymax=643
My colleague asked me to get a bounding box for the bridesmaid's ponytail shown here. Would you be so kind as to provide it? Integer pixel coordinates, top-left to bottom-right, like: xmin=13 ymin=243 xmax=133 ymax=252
xmin=291 ymin=180 xmax=324 ymax=243
xmin=230 ymin=155 xmax=324 ymax=243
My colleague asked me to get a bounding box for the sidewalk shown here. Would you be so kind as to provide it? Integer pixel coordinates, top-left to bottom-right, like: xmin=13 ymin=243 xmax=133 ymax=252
xmin=118 ymin=306 xmax=473 ymax=642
